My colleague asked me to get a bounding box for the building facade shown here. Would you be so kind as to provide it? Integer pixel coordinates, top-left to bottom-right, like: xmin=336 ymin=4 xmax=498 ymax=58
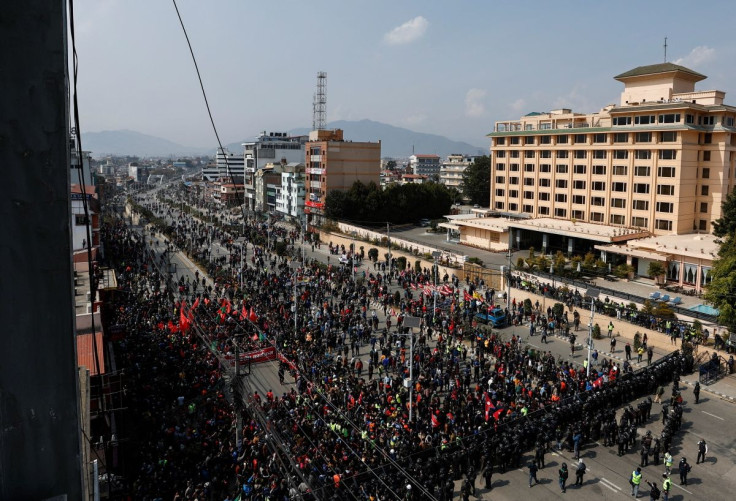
xmin=488 ymin=63 xmax=736 ymax=237
xmin=409 ymin=154 xmax=441 ymax=178
xmin=202 ymin=148 xmax=245 ymax=182
xmin=440 ymin=154 xmax=474 ymax=191
xmin=304 ymin=129 xmax=381 ymax=227
xmin=275 ymin=163 xmax=306 ymax=220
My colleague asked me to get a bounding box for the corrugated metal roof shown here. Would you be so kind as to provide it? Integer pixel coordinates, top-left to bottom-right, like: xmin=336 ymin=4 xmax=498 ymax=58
xmin=77 ymin=332 xmax=105 ymax=376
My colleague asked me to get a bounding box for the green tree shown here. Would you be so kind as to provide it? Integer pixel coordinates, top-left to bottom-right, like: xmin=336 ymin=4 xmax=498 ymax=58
xmin=647 ymin=261 xmax=665 ymax=284
xmin=461 ymin=155 xmax=491 ymax=206
xmin=704 ymin=234 xmax=736 ymax=332
xmin=712 ymin=188 xmax=736 ymax=237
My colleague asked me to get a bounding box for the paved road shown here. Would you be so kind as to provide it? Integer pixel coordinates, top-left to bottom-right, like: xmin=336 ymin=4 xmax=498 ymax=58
xmin=127 ymin=187 xmax=736 ymax=501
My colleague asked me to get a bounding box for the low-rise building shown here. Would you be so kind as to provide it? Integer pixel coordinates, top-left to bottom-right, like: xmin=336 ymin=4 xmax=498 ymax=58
xmin=439 ymin=154 xmax=474 ymax=191
xmin=409 ymin=154 xmax=441 ymax=178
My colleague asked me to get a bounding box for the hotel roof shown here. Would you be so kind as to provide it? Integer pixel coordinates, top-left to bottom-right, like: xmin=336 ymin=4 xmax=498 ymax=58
xmin=614 ymin=62 xmax=706 ymax=81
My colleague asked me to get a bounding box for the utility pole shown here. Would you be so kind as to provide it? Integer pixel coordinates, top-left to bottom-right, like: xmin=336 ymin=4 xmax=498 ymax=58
xmin=506 ymin=246 xmax=512 ymax=306
xmin=387 ymin=222 xmax=391 ymax=270
xmin=586 ymin=288 xmax=600 ymax=378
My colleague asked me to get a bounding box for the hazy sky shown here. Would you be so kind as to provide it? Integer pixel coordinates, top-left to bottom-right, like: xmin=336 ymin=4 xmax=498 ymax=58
xmin=73 ymin=0 xmax=736 ymax=148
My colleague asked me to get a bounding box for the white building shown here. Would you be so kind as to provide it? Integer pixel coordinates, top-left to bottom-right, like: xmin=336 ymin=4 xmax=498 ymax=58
xmin=409 ymin=154 xmax=441 ymax=178
xmin=202 ymin=148 xmax=245 ymax=181
xmin=127 ymin=162 xmax=140 ymax=182
xmin=275 ymin=163 xmax=306 ymax=220
xmin=439 ymin=154 xmax=475 ymax=191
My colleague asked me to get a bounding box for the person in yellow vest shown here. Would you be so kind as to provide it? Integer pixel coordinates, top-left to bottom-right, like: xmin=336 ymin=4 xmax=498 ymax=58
xmin=630 ymin=466 xmax=642 ymax=497
xmin=664 ymin=451 xmax=673 ymax=475
xmin=661 ymin=472 xmax=672 ymax=501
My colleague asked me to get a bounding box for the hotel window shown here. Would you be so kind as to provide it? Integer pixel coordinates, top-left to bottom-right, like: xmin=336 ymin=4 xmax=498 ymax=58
xmin=523 ymin=204 xmax=534 ymax=213
xmin=509 ymin=203 xmax=519 ymax=211
xmin=525 ymin=124 xmax=534 ymax=130
xmin=632 ymin=200 xmax=649 ymax=211
xmin=555 ymin=208 xmax=567 ymax=218
xmin=634 ymin=166 xmax=651 ymax=176
xmin=574 ymin=134 xmax=586 ymax=144
xmin=703 ymin=151 xmax=711 ymax=161
xmin=540 ymin=150 xmax=552 ymax=158
xmin=610 ymin=214 xmax=626 ymax=225
xmin=524 ymin=164 xmax=535 ymax=172
xmin=495 ymin=189 xmax=505 ymax=197
xmin=700 ymin=202 xmax=708 ymax=213
xmin=631 ymin=217 xmax=648 ymax=228
xmin=701 ymin=266 xmax=712 ymax=285
xmin=509 ymin=176 xmax=519 ymax=185
xmin=572 ymin=210 xmax=585 ymax=220
xmin=524 ymin=136 xmax=534 ymax=145
xmin=540 ymin=135 xmax=552 ymax=144
xmin=593 ymin=133 xmax=607 ymax=143
xmin=572 ymin=195 xmax=586 ymax=205
xmin=510 ymin=137 xmax=520 ymax=145
xmin=496 ymin=137 xmax=505 ymax=145
xmin=574 ymin=150 xmax=587 ymax=159
xmin=539 ymin=178 xmax=551 ymax=187
xmin=635 ymin=115 xmax=655 ymax=125
xmin=612 ymin=165 xmax=628 ymax=176
xmin=703 ymin=133 xmax=712 ymax=144
xmin=658 ymin=166 xmax=676 ymax=177
xmin=540 ymin=164 xmax=551 ymax=172
xmin=636 ymin=132 xmax=652 ymax=143
xmin=614 ymin=133 xmax=629 ymax=143
xmin=510 ymin=163 xmax=520 ymax=171
xmin=726 ymin=117 xmax=735 ymax=127
xmin=573 ymin=165 xmax=586 ymax=175
xmin=613 ymin=150 xmax=629 ymax=159
xmin=573 ymin=180 xmax=586 ymax=190
xmin=556 ymin=179 xmax=568 ymax=189
xmin=556 ymin=164 xmax=569 ymax=173
xmin=656 ymin=219 xmax=673 ymax=231
xmin=660 ymin=131 xmax=677 ymax=142
xmin=592 ymin=181 xmax=606 ymax=191
xmin=555 ymin=193 xmax=567 ymax=203
xmin=590 ymin=212 xmax=604 ymax=222
xmin=557 ymin=134 xmax=569 ymax=144
xmin=667 ymin=260 xmax=679 ymax=280
xmin=591 ymin=197 xmax=605 ymax=206
xmin=700 ymin=116 xmax=715 ymax=126
xmin=525 ymin=151 xmax=536 ymax=158
xmin=557 ymin=150 xmax=569 ymax=159
xmin=539 ymin=192 xmax=550 ymax=201
xmin=685 ymin=114 xmax=695 ymax=124
xmin=592 ymin=165 xmax=606 ymax=175
xmin=613 ymin=116 xmax=632 ymax=126
xmin=524 ymin=191 xmax=535 ymax=199
xmin=702 ymin=168 xmax=710 ymax=178
xmin=659 ymin=150 xmax=677 ymax=160
xmin=699 ymin=219 xmax=708 ymax=231
xmin=510 ymin=151 xmax=520 ymax=158
xmin=538 ymin=206 xmax=550 ymax=215
xmin=656 ymin=202 xmax=674 ymax=213
xmin=496 ymin=151 xmax=506 ymax=158
xmin=509 ymin=189 xmax=519 ymax=198
xmin=683 ymin=263 xmax=697 ymax=284
xmin=633 ymin=183 xmax=650 ymax=194
xmin=524 ymin=178 xmax=535 ymax=186
xmin=611 ymin=198 xmax=626 ymax=208
xmin=593 ymin=150 xmax=607 ymax=159
xmin=635 ymin=150 xmax=651 ymax=159
xmin=658 ymin=113 xmax=680 ymax=123
xmin=701 ymin=185 xmax=709 ymax=196
xmin=495 ymin=176 xmax=505 ymax=184
xmin=657 ymin=184 xmax=675 ymax=196
xmin=496 ymin=163 xmax=505 ymax=171
xmin=612 ymin=182 xmax=627 ymax=192
xmin=495 ymin=201 xmax=505 ymax=210
xmin=540 ymin=123 xmax=552 ymax=130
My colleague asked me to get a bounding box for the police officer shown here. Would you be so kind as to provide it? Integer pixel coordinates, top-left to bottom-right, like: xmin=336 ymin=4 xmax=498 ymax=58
xmin=696 ymin=439 xmax=707 ymax=464
xmin=693 ymin=382 xmax=700 ymax=404
xmin=678 ymin=457 xmax=690 ymax=485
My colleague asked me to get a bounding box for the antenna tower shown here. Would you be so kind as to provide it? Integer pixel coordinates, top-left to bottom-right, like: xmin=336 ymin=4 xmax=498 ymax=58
xmin=312 ymin=71 xmax=327 ymax=130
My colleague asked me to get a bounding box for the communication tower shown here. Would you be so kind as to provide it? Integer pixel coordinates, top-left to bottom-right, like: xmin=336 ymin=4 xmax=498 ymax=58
xmin=312 ymin=71 xmax=327 ymax=130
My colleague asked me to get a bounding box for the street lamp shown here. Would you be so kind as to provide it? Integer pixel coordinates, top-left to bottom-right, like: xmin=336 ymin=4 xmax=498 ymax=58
xmin=432 ymin=251 xmax=442 ymax=315
xmin=402 ymin=316 xmax=422 ymax=422
xmin=585 ymin=287 xmax=600 ymax=378
xmin=351 ymin=231 xmax=357 ymax=282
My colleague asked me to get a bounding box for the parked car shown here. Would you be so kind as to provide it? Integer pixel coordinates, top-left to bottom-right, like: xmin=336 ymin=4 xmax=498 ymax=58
xmin=475 ymin=306 xmax=507 ymax=328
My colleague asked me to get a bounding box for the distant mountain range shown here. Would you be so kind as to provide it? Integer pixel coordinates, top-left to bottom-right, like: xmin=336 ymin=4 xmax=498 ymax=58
xmin=84 ymin=120 xmax=487 ymax=158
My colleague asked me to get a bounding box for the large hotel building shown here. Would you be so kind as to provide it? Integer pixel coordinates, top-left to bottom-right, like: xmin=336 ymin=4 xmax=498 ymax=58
xmin=488 ymin=63 xmax=736 ymax=236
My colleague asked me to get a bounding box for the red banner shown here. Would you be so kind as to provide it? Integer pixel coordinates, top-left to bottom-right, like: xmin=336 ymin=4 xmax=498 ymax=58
xmin=225 ymin=346 xmax=277 ymax=366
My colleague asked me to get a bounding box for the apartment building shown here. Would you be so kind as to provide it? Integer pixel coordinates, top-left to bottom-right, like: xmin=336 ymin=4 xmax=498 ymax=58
xmin=202 ymin=147 xmax=245 ymax=182
xmin=275 ymin=163 xmax=306 ymax=220
xmin=440 ymin=154 xmax=475 ymax=191
xmin=304 ymin=129 xmax=381 ymax=228
xmin=409 ymin=154 xmax=441 ymax=178
xmin=488 ymin=63 xmax=736 ymax=236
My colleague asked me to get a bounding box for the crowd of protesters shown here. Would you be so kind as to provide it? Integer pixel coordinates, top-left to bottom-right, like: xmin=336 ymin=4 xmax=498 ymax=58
xmin=104 ymin=191 xmax=695 ymax=500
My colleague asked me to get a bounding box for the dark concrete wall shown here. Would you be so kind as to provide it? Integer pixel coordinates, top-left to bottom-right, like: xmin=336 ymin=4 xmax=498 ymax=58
xmin=0 ymin=1 xmax=84 ymax=499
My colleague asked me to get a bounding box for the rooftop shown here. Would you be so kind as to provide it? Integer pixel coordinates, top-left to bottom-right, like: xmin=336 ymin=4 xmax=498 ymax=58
xmin=508 ymin=217 xmax=649 ymax=243
xmin=614 ymin=62 xmax=706 ymax=81
xmin=628 ymin=233 xmax=719 ymax=259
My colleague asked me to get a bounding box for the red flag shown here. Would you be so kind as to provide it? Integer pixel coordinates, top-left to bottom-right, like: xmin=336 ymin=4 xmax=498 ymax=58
xmin=463 ymin=290 xmax=472 ymax=302
xmin=241 ymin=304 xmax=248 ymax=320
xmin=168 ymin=320 xmax=178 ymax=333
xmin=431 ymin=413 xmax=440 ymax=428
xmin=192 ymin=297 xmax=200 ymax=309
xmin=249 ymin=307 xmax=258 ymax=323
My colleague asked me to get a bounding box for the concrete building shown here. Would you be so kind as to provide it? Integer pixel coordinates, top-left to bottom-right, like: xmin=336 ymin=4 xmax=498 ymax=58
xmin=409 ymin=154 xmax=441 ymax=178
xmin=202 ymin=147 xmax=245 ymax=182
xmin=243 ymin=132 xmax=307 ymax=211
xmin=71 ymin=184 xmax=100 ymax=252
xmin=488 ymin=63 xmax=736 ymax=237
xmin=304 ymin=129 xmax=381 ymax=228
xmin=213 ymin=177 xmax=245 ymax=207
xmin=275 ymin=162 xmax=306 ymax=220
xmin=440 ymin=154 xmax=474 ymax=191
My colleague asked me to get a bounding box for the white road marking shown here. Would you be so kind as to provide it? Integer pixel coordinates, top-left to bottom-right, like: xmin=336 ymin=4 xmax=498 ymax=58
xmin=672 ymin=482 xmax=693 ymax=495
xmin=600 ymin=478 xmax=622 ymax=492
xmin=702 ymin=410 xmax=724 ymax=421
